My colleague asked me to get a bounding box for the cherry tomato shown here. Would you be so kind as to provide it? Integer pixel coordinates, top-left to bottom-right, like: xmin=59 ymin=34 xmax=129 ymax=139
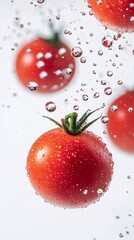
xmin=107 ymin=91 xmax=134 ymax=153
xmin=27 ymin=111 xmax=114 ymax=208
xmin=87 ymin=0 xmax=134 ymax=33
xmin=16 ymin=36 xmax=75 ymax=93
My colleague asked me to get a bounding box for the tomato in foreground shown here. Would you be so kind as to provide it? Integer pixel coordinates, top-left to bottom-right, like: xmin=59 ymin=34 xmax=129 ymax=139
xmin=27 ymin=110 xmax=114 ymax=208
xmin=107 ymin=91 xmax=134 ymax=153
xmin=16 ymin=33 xmax=75 ymax=93
xmin=87 ymin=0 xmax=134 ymax=33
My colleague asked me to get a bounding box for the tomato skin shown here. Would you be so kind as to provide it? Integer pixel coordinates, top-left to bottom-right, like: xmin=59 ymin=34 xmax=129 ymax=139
xmin=16 ymin=38 xmax=75 ymax=93
xmin=27 ymin=128 xmax=113 ymax=208
xmin=107 ymin=92 xmax=134 ymax=153
xmin=88 ymin=0 xmax=134 ymax=33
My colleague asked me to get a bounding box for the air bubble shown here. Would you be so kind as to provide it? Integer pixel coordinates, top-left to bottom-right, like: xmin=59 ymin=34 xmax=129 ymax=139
xmin=37 ymin=0 xmax=45 ymax=3
xmin=128 ymin=107 xmax=133 ymax=112
xmin=111 ymin=105 xmax=118 ymax=112
xmin=97 ymin=189 xmax=104 ymax=196
xmin=66 ymin=68 xmax=73 ymax=75
xmin=102 ymin=35 xmax=113 ymax=48
xmin=73 ymin=105 xmax=79 ymax=111
xmin=93 ymin=92 xmax=100 ymax=98
xmin=82 ymin=94 xmax=89 ymax=101
xmin=107 ymin=71 xmax=113 ymax=77
xmin=28 ymin=81 xmax=38 ymax=91
xmin=117 ymin=80 xmax=123 ymax=85
xmin=98 ymin=50 xmax=103 ymax=56
xmin=71 ymin=47 xmax=83 ymax=58
xmin=101 ymin=116 xmax=109 ymax=123
xmin=80 ymin=57 xmax=86 ymax=63
xmin=119 ymin=233 xmax=124 ymax=238
xmin=45 ymin=101 xmax=56 ymax=112
xmin=104 ymin=87 xmax=112 ymax=95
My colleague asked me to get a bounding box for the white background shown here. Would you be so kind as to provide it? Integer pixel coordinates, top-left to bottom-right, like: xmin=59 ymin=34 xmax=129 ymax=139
xmin=0 ymin=0 xmax=134 ymax=239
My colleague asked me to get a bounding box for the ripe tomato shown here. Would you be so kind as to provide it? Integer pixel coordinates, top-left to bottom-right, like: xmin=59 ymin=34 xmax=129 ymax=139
xmin=87 ymin=0 xmax=134 ymax=33
xmin=107 ymin=91 xmax=134 ymax=153
xmin=27 ymin=111 xmax=114 ymax=208
xmin=16 ymin=36 xmax=75 ymax=93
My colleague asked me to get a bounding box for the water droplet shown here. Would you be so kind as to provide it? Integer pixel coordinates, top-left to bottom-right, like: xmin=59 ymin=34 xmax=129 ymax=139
xmin=98 ymin=50 xmax=103 ymax=56
xmin=71 ymin=46 xmax=83 ymax=57
xmin=37 ymin=0 xmax=45 ymax=3
xmin=130 ymin=3 xmax=134 ymax=8
xmin=82 ymin=94 xmax=89 ymax=101
xmin=104 ymin=87 xmax=112 ymax=95
xmin=93 ymin=92 xmax=100 ymax=98
xmin=111 ymin=105 xmax=118 ymax=112
xmin=66 ymin=68 xmax=73 ymax=75
xmin=73 ymin=105 xmax=79 ymax=111
xmin=45 ymin=101 xmax=56 ymax=112
xmin=36 ymin=52 xmax=43 ymax=59
xmin=28 ymin=81 xmax=38 ymax=91
xmin=130 ymin=16 xmax=134 ymax=22
xmin=101 ymin=80 xmax=106 ymax=85
xmin=128 ymin=107 xmax=133 ymax=112
xmin=102 ymin=35 xmax=113 ymax=48
xmin=44 ymin=52 xmax=52 ymax=59
xmin=26 ymin=48 xmax=31 ymax=53
xmin=107 ymin=71 xmax=113 ymax=77
xmin=20 ymin=24 xmax=24 ymax=28
xmin=36 ymin=60 xmax=45 ymax=68
xmin=39 ymin=71 xmax=48 ymax=79
xmin=58 ymin=48 xmax=66 ymax=55
xmin=118 ymin=44 xmax=123 ymax=50
xmin=97 ymin=0 xmax=102 ymax=4
xmin=101 ymin=116 xmax=109 ymax=123
xmin=119 ymin=233 xmax=124 ymax=238
xmin=83 ymin=189 xmax=88 ymax=195
xmin=80 ymin=57 xmax=86 ymax=63
xmin=117 ymin=80 xmax=123 ymax=85
xmin=97 ymin=189 xmax=104 ymax=196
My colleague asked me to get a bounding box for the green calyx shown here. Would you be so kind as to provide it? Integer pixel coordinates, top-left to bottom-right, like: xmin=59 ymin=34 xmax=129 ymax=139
xmin=44 ymin=23 xmax=61 ymax=48
xmin=43 ymin=108 xmax=102 ymax=135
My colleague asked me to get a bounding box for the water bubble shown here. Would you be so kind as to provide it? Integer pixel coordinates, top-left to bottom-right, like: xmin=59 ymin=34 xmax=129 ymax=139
xmin=117 ymin=80 xmax=123 ymax=85
xmin=93 ymin=92 xmax=100 ymax=98
xmin=45 ymin=101 xmax=56 ymax=112
xmin=118 ymin=45 xmax=123 ymax=50
xmin=37 ymin=0 xmax=45 ymax=3
xmin=98 ymin=50 xmax=103 ymax=56
xmin=83 ymin=189 xmax=88 ymax=195
xmin=97 ymin=0 xmax=102 ymax=4
xmin=97 ymin=189 xmax=104 ymax=196
xmin=28 ymin=81 xmax=38 ymax=91
xmin=130 ymin=3 xmax=134 ymax=7
xmin=56 ymin=15 xmax=60 ymax=20
xmin=20 ymin=24 xmax=24 ymax=28
xmin=101 ymin=116 xmax=109 ymax=123
xmin=103 ymin=130 xmax=107 ymax=134
xmin=71 ymin=46 xmax=83 ymax=57
xmin=39 ymin=71 xmax=48 ymax=79
xmin=80 ymin=57 xmax=86 ymax=63
xmin=107 ymin=70 xmax=113 ymax=77
xmin=128 ymin=107 xmax=133 ymax=112
xmin=66 ymin=68 xmax=73 ymax=75
xmin=101 ymin=80 xmax=106 ymax=85
xmin=73 ymin=105 xmax=79 ymax=111
xmin=104 ymin=87 xmax=112 ymax=95
xmin=102 ymin=35 xmax=113 ymax=48
xmin=130 ymin=16 xmax=134 ymax=22
xmin=82 ymin=94 xmax=89 ymax=101
xmin=119 ymin=233 xmax=124 ymax=238
xmin=111 ymin=105 xmax=118 ymax=112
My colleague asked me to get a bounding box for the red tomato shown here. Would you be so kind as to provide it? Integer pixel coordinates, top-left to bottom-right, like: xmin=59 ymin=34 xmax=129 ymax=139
xmin=88 ymin=0 xmax=134 ymax=33
xmin=16 ymin=37 xmax=75 ymax=93
xmin=107 ymin=91 xmax=134 ymax=153
xmin=27 ymin=111 xmax=113 ymax=208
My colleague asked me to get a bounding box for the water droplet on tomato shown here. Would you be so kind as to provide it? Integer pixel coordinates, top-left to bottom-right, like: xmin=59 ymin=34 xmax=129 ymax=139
xmin=130 ymin=3 xmax=134 ymax=8
xmin=58 ymin=48 xmax=66 ymax=55
xmin=101 ymin=116 xmax=109 ymax=123
xmin=66 ymin=68 xmax=73 ymax=75
xmin=44 ymin=52 xmax=52 ymax=59
xmin=45 ymin=101 xmax=56 ymax=112
xmin=102 ymin=35 xmax=113 ymax=48
xmin=36 ymin=52 xmax=43 ymax=59
xmin=83 ymin=189 xmax=88 ymax=195
xmin=104 ymin=87 xmax=112 ymax=95
xmin=36 ymin=60 xmax=45 ymax=68
xmin=71 ymin=46 xmax=83 ymax=58
xmin=111 ymin=105 xmax=118 ymax=112
xmin=28 ymin=81 xmax=38 ymax=91
xmin=128 ymin=107 xmax=133 ymax=112
xmin=39 ymin=71 xmax=48 ymax=79
xmin=97 ymin=189 xmax=104 ymax=196
xmin=130 ymin=16 xmax=134 ymax=22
